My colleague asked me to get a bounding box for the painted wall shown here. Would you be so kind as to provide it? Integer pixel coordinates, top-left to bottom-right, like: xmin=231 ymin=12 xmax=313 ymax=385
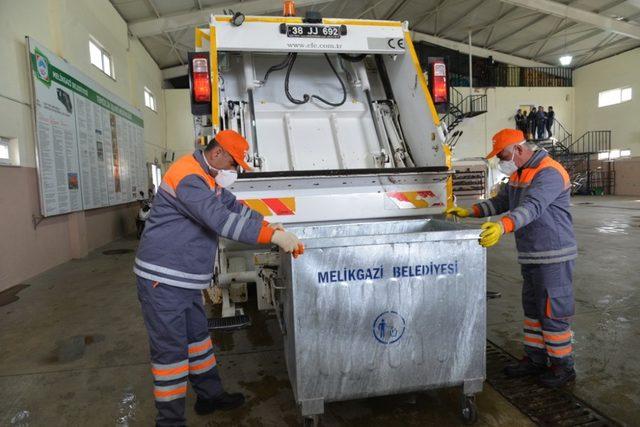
xmin=449 ymin=86 xmax=574 ymax=160
xmin=0 ymin=0 xmax=166 ymax=292
xmin=165 ymin=89 xmax=195 ymax=160
xmin=574 ymin=48 xmax=639 ymax=155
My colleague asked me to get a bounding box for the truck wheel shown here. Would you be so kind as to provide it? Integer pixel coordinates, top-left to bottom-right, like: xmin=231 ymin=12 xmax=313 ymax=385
xmin=460 ymin=394 xmax=478 ymax=425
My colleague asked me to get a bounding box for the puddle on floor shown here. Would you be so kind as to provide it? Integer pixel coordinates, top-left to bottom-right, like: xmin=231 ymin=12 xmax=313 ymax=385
xmin=595 ymin=220 xmax=631 ymax=234
xmin=0 ymin=284 xmax=30 ymax=307
xmin=45 ymin=334 xmax=106 ymax=363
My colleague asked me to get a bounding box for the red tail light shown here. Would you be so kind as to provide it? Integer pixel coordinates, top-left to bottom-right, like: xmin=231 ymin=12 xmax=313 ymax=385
xmin=192 ymin=58 xmax=210 ymax=103
xmin=431 ymin=61 xmax=448 ymax=104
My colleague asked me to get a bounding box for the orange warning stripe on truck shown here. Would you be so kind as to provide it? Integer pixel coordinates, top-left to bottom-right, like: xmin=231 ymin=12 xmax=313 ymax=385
xmin=386 ymin=191 xmax=444 ymax=209
xmin=241 ymin=197 xmax=296 ymax=216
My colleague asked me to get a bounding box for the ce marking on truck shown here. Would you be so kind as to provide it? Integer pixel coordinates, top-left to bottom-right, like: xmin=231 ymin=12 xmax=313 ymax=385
xmin=387 ymin=38 xmax=405 ymax=50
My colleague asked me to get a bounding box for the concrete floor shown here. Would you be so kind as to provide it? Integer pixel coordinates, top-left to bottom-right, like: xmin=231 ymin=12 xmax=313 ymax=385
xmin=0 ymin=195 xmax=638 ymax=426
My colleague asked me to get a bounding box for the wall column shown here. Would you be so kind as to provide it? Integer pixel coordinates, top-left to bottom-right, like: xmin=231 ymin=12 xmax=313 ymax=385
xmin=67 ymin=211 xmax=89 ymax=258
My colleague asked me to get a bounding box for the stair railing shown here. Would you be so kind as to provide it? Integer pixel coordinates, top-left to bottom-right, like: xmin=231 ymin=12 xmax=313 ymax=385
xmin=441 ymin=87 xmax=488 ymax=132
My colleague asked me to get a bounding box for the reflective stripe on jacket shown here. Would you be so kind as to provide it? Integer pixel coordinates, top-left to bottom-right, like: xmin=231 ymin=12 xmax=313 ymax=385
xmin=134 ymin=150 xmax=273 ymax=289
xmin=473 ymin=150 xmax=577 ymax=264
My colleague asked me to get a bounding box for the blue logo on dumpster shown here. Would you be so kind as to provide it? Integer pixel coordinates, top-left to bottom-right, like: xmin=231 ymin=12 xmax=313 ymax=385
xmin=373 ymin=311 xmax=406 ymax=344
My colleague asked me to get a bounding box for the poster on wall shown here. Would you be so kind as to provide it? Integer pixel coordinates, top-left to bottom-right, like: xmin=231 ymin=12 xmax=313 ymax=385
xmin=27 ymin=36 xmax=145 ymax=216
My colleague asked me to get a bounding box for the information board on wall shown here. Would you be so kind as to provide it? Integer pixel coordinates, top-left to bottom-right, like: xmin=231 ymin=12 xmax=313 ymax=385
xmin=27 ymin=37 xmax=146 ymax=216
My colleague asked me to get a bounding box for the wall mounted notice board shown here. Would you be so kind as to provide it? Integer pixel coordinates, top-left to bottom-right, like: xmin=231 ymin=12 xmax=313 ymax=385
xmin=27 ymin=37 xmax=146 ymax=217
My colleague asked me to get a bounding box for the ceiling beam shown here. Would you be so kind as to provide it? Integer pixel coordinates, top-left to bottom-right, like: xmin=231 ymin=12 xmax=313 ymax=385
xmin=531 ymin=17 xmax=566 ymax=59
xmin=383 ymin=0 xmax=409 ymax=20
xmin=411 ymin=31 xmax=552 ymax=67
xmin=355 ymin=0 xmax=390 ymax=19
xmin=487 ymin=11 xmax=558 ymax=49
xmin=497 ymin=0 xmax=640 ymax=40
xmin=438 ymin=0 xmax=490 ymax=37
xmin=409 ymin=0 xmax=451 ymax=32
xmin=162 ymin=64 xmax=189 ymax=80
xmin=130 ymin=0 xmax=334 ymax=38
xmin=506 ymin=0 xmax=629 ymax=53
xmin=574 ymin=33 xmax=619 ymax=66
xmin=533 ymin=10 xmax=640 ymax=59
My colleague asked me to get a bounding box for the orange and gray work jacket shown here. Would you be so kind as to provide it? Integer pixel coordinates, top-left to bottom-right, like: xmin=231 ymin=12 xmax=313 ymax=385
xmin=473 ymin=150 xmax=577 ymax=264
xmin=134 ymin=150 xmax=274 ymax=289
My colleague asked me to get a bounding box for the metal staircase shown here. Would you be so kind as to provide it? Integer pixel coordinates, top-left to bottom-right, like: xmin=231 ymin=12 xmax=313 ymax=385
xmin=539 ymin=128 xmax=613 ymax=195
xmin=440 ymin=87 xmax=487 ymax=135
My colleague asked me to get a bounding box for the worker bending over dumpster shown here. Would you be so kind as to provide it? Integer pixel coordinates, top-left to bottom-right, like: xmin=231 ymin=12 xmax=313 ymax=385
xmin=133 ymin=130 xmax=303 ymax=426
xmin=447 ymin=128 xmax=577 ymax=388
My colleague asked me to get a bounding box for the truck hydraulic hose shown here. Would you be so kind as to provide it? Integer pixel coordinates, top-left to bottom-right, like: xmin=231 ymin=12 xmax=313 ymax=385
xmin=260 ymin=53 xmax=293 ymax=85
xmin=310 ymin=54 xmax=347 ymax=107
xmin=338 ymin=53 xmax=366 ymax=62
xmin=285 ymin=53 xmax=310 ymax=105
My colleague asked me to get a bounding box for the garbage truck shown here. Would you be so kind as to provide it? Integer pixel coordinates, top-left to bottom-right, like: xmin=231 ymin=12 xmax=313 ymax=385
xmin=187 ymin=6 xmax=486 ymax=425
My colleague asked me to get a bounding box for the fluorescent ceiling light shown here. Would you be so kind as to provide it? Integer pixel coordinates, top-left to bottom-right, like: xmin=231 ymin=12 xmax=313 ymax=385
xmin=559 ymin=55 xmax=573 ymax=66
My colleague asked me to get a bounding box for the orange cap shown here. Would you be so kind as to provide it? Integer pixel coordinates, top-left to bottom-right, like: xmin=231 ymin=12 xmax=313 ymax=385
xmin=214 ymin=130 xmax=252 ymax=171
xmin=486 ymin=129 xmax=526 ymax=159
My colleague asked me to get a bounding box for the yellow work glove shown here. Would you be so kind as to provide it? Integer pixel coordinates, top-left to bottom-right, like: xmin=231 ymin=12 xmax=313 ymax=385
xmin=445 ymin=206 xmax=471 ymax=218
xmin=479 ymin=221 xmax=504 ymax=248
xmin=271 ymin=230 xmax=304 ymax=257
xmin=268 ymin=222 xmax=285 ymax=231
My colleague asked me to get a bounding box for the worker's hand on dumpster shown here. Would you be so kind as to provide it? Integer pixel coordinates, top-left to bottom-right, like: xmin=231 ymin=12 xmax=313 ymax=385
xmin=271 ymin=230 xmax=302 ymax=254
xmin=479 ymin=221 xmax=504 ymax=248
xmin=267 ymin=222 xmax=285 ymax=231
xmin=292 ymin=243 xmax=305 ymax=259
xmin=445 ymin=206 xmax=471 ymax=218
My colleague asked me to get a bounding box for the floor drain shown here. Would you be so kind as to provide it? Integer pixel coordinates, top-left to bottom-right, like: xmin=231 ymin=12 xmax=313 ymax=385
xmin=486 ymin=340 xmax=619 ymax=426
xmin=207 ymin=314 xmax=251 ymax=331
xmin=102 ymin=249 xmax=134 ymax=255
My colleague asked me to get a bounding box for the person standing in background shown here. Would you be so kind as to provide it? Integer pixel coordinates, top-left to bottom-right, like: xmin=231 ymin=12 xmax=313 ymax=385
xmin=528 ymin=107 xmax=537 ymax=140
xmin=546 ymin=106 xmax=555 ymax=138
xmin=515 ymin=109 xmax=525 ymax=132
xmin=536 ymin=106 xmax=547 ymax=140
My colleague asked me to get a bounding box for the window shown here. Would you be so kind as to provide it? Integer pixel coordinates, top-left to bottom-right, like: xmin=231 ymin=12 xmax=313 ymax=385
xmin=0 ymin=137 xmax=19 ymax=165
xmin=89 ymin=38 xmax=114 ymax=78
xmin=598 ymin=86 xmax=632 ymax=107
xmin=0 ymin=137 xmax=9 ymax=165
xmin=597 ymin=149 xmax=631 ymax=161
xmin=144 ymin=87 xmax=156 ymax=111
xmin=151 ymin=163 xmax=162 ymax=192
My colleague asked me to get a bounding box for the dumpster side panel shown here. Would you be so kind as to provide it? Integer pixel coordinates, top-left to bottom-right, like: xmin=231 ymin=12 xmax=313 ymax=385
xmin=287 ymin=236 xmax=485 ymax=403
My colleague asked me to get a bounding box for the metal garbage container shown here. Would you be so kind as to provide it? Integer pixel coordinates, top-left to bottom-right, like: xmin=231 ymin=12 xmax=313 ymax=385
xmin=278 ymin=218 xmax=486 ymax=424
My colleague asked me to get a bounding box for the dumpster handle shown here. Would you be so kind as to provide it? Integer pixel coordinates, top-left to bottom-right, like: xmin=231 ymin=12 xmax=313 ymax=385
xmin=271 ymin=276 xmax=287 ymax=290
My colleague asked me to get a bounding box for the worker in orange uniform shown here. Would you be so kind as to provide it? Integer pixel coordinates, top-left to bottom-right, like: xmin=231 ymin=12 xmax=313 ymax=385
xmin=134 ymin=130 xmax=303 ymax=426
xmin=447 ymin=129 xmax=577 ymax=388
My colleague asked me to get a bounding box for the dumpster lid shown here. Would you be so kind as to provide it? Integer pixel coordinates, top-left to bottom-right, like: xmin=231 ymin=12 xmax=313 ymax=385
xmin=287 ymin=218 xmax=481 ymax=249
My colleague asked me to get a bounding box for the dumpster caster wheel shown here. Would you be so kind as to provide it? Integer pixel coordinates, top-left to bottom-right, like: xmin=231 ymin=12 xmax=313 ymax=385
xmin=460 ymin=394 xmax=478 ymax=425
xmin=303 ymin=415 xmax=321 ymax=427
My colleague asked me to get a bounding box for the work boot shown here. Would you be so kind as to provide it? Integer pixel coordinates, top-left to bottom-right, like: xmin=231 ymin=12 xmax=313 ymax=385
xmin=539 ymin=364 xmax=576 ymax=388
xmin=503 ymin=357 xmax=546 ymax=378
xmin=194 ymin=392 xmax=245 ymax=415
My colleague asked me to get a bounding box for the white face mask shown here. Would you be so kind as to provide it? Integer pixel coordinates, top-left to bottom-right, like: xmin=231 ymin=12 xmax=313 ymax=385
xmin=203 ymin=150 xmax=239 ymax=187
xmin=498 ymin=147 xmax=518 ymax=176
xmin=213 ymin=169 xmax=238 ymax=187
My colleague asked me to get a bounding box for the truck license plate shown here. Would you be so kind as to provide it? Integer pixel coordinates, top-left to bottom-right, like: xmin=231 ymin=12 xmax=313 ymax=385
xmin=286 ymin=24 xmax=342 ymax=39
